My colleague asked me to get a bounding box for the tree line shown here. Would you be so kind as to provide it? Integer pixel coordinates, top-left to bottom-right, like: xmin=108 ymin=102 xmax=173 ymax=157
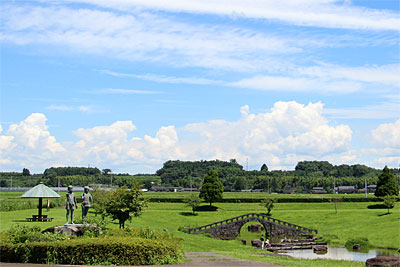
xmin=1 ymin=160 xmax=399 ymax=193
xmin=156 ymin=160 xmax=399 ymax=193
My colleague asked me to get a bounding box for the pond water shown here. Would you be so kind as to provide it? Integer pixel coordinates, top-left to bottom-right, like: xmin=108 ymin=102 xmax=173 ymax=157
xmin=279 ymin=246 xmax=399 ymax=262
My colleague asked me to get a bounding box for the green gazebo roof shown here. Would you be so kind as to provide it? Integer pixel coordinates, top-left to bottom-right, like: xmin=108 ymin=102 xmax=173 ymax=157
xmin=21 ymin=182 xmax=61 ymax=198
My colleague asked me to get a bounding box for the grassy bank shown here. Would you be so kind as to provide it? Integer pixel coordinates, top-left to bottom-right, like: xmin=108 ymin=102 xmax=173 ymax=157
xmin=1 ymin=201 xmax=398 ymax=266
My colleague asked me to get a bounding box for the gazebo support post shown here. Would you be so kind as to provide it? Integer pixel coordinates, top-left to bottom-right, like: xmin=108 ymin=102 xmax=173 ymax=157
xmin=38 ymin=198 xmax=43 ymax=219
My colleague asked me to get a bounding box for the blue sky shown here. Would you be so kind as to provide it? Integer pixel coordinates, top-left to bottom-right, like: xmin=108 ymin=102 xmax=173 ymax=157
xmin=1 ymin=0 xmax=399 ymax=174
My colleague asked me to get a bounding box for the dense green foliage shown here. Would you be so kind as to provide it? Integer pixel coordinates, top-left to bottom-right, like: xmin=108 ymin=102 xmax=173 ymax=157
xmin=344 ymin=237 xmax=370 ymax=250
xmin=199 ymin=170 xmax=223 ymax=206
xmin=184 ymin=194 xmax=201 ymax=215
xmin=2 ymin=160 xmax=399 ymax=196
xmin=156 ymin=159 xmax=243 ymax=187
xmin=104 ymin=183 xmax=148 ymax=228
xmin=22 ymin=168 xmax=31 ymax=176
xmin=375 ymin=166 xmax=399 ymax=197
xmin=0 ymin=171 xmax=159 ymax=188
xmin=44 ymin=166 xmax=101 ymax=177
xmin=0 ymin=225 xmax=182 ymax=265
xmin=0 ymin=172 xmax=43 ymax=187
xmin=3 ymin=225 xmax=67 ymax=244
xmin=260 ymin=198 xmax=275 ymax=216
xmin=156 ymin=160 xmax=398 ymax=193
xmin=382 ymin=195 xmax=396 ymax=214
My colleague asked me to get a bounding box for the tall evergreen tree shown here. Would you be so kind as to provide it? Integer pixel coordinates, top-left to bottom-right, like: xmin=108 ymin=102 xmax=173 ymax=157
xmin=22 ymin=168 xmax=31 ymax=176
xmin=199 ymin=170 xmax=223 ymax=206
xmin=261 ymin=164 xmax=268 ymax=172
xmin=375 ymin=166 xmax=399 ymax=197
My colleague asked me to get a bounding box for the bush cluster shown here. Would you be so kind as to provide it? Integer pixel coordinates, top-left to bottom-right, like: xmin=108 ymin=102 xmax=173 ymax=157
xmin=3 ymin=225 xmax=67 ymax=244
xmin=345 ymin=237 xmax=370 ymax=249
xmin=1 ymin=236 xmax=182 ymax=265
xmin=0 ymin=225 xmax=182 ymax=266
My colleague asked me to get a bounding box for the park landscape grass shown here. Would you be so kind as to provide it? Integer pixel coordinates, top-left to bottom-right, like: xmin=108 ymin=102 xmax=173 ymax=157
xmin=0 ymin=192 xmax=399 ymax=267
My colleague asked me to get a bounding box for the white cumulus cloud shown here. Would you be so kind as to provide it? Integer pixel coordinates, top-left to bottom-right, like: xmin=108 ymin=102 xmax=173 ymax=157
xmin=362 ymin=119 xmax=400 ymax=168
xmin=6 ymin=113 xmax=64 ymax=153
xmin=182 ymin=101 xmax=352 ymax=168
xmin=0 ymin=114 xmax=65 ymax=170
xmin=0 ymin=102 xmax=356 ymax=172
xmin=371 ymin=119 xmax=400 ymax=149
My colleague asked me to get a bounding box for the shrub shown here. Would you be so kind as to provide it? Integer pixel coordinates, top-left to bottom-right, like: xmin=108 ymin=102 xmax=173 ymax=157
xmin=1 ymin=236 xmax=182 ymax=265
xmin=5 ymin=225 xmax=41 ymax=244
xmin=73 ymin=216 xmax=108 ymax=237
xmin=345 ymin=237 xmax=369 ymax=249
xmin=260 ymin=198 xmax=274 ymax=216
xmin=2 ymin=225 xmax=67 ymax=244
xmin=383 ymin=195 xmax=396 ymax=214
xmin=104 ymin=227 xmax=178 ymax=242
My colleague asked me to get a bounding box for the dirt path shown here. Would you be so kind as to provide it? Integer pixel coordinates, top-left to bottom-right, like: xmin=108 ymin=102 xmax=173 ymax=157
xmin=1 ymin=252 xmax=282 ymax=267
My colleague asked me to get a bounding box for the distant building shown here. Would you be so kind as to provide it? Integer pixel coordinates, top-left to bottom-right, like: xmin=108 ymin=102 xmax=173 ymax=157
xmin=312 ymin=187 xmax=327 ymax=194
xmin=282 ymin=187 xmax=296 ymax=194
xmin=151 ymin=186 xmax=183 ymax=192
xmin=251 ymin=189 xmax=263 ymax=193
xmin=336 ymin=186 xmax=356 ymax=194
xmin=367 ymin=185 xmax=377 ymax=193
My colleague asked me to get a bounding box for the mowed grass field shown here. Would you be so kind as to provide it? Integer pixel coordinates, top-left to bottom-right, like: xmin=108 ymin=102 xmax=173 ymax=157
xmin=144 ymin=192 xmax=379 ymax=199
xmin=0 ymin=191 xmax=381 ymax=200
xmin=0 ymin=198 xmax=398 ymax=267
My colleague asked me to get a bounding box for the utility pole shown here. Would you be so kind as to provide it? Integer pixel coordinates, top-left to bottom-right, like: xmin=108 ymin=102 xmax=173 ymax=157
xmin=246 ymin=158 xmax=248 ymax=171
xmin=365 ymin=177 xmax=368 ymax=199
xmin=333 ymin=177 xmax=336 ymax=194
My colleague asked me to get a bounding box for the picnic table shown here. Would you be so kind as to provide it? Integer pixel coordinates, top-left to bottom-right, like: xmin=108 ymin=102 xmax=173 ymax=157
xmin=26 ymin=214 xmax=54 ymax=222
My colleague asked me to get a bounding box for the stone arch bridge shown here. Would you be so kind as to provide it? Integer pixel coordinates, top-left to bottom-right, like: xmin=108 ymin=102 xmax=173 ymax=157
xmin=185 ymin=213 xmax=317 ymax=240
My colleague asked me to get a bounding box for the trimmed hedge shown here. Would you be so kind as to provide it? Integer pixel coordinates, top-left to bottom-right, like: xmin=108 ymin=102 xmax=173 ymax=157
xmin=0 ymin=236 xmax=182 ymax=265
xmin=147 ymin=197 xmax=398 ymax=203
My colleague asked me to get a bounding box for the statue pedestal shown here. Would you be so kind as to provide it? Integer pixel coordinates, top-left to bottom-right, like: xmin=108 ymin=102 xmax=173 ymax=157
xmin=43 ymin=224 xmax=85 ymax=236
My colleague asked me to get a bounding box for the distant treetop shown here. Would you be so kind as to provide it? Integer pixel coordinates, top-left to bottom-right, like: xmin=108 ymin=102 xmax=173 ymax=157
xmin=44 ymin=166 xmax=101 ymax=177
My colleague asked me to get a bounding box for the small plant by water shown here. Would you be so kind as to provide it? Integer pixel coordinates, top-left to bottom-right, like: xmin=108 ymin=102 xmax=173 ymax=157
xmin=345 ymin=237 xmax=369 ymax=250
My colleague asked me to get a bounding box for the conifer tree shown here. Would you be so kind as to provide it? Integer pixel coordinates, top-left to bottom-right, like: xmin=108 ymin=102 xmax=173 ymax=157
xmin=375 ymin=166 xmax=399 ymax=197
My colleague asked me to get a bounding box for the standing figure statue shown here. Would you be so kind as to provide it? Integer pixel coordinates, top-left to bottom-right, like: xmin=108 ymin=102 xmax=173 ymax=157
xmin=81 ymin=186 xmax=93 ymax=221
xmin=65 ymin=185 xmax=78 ymax=224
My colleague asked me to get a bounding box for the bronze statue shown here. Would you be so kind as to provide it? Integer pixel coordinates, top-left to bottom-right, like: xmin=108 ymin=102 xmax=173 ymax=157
xmin=81 ymin=186 xmax=93 ymax=221
xmin=65 ymin=185 xmax=78 ymax=224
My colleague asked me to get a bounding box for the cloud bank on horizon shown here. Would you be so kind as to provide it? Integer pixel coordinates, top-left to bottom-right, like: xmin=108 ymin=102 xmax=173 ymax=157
xmin=1 ymin=102 xmax=399 ymax=173
xmin=0 ymin=0 xmax=399 ymax=173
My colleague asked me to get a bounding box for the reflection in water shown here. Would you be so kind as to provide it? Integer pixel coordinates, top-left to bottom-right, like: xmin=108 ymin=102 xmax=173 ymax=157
xmin=281 ymin=247 xmax=399 ymax=262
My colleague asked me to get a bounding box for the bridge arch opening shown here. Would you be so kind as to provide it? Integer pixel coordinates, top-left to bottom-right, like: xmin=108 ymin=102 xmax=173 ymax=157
xmin=237 ymin=221 xmax=268 ymax=246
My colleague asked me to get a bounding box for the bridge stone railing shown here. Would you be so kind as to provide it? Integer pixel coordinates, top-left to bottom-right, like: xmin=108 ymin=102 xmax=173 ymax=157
xmin=185 ymin=213 xmax=317 ymax=240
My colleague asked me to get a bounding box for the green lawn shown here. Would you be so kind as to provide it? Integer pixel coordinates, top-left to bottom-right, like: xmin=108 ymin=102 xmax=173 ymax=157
xmin=144 ymin=192 xmax=379 ymax=199
xmin=1 ymin=201 xmax=398 ymax=267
